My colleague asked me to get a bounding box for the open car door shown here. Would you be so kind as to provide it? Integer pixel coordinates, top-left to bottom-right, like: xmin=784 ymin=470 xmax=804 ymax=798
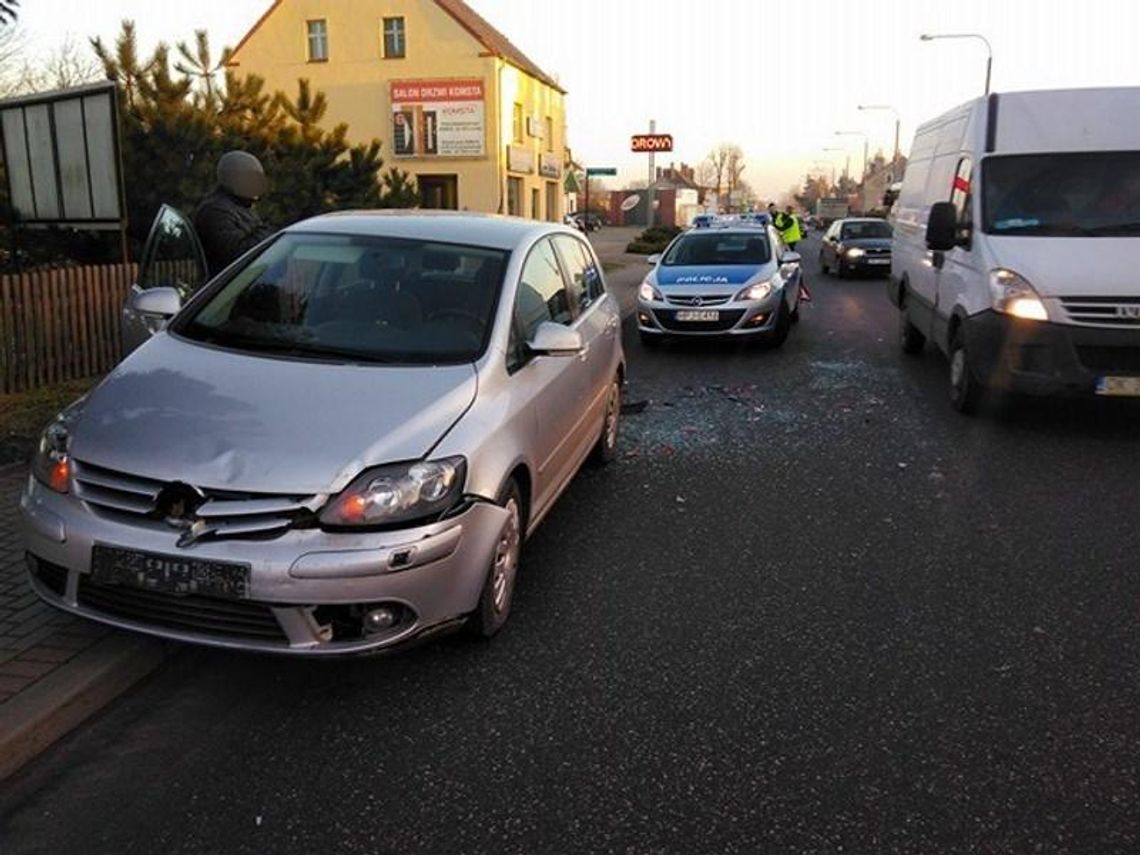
xmin=120 ymin=204 xmax=208 ymax=356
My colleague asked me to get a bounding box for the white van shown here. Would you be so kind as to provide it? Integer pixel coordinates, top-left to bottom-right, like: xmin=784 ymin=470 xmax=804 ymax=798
xmin=889 ymin=88 xmax=1140 ymax=413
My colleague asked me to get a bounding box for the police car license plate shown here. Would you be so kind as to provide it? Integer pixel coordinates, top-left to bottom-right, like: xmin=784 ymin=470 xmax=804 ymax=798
xmin=675 ymin=310 xmax=720 ymax=322
xmin=1096 ymin=376 xmax=1140 ymax=397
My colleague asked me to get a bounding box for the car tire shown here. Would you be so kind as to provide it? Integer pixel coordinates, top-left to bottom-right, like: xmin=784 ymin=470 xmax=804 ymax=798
xmin=764 ymin=300 xmax=792 ymax=348
xmin=590 ymin=375 xmax=622 ymax=465
xmin=949 ymin=327 xmax=983 ymax=415
xmin=899 ymin=308 xmax=925 ymax=355
xmin=836 ymin=259 xmax=847 ymax=279
xmin=469 ymin=481 xmax=524 ymax=639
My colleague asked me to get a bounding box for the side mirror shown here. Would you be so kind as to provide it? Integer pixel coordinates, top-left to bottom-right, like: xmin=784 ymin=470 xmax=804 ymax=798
xmin=646 ymin=254 xmax=662 ymax=265
xmin=925 ymin=202 xmax=958 ymax=251
xmin=780 ymin=251 xmax=802 ymax=266
xmin=527 ymin=321 xmax=584 ymax=356
xmin=131 ymin=286 xmax=183 ymax=319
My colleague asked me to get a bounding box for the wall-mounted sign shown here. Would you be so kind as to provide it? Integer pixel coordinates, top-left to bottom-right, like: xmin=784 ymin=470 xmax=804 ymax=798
xmin=631 ymin=133 xmax=674 ymax=153
xmin=389 ymin=79 xmax=485 ymax=157
xmin=539 ymin=154 xmax=561 ymax=178
xmin=527 ymin=116 xmax=544 ymax=139
xmin=507 ymin=146 xmax=535 ymax=174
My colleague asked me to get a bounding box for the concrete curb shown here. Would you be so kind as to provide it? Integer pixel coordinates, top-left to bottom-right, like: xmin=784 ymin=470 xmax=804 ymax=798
xmin=0 ymin=634 xmax=171 ymax=781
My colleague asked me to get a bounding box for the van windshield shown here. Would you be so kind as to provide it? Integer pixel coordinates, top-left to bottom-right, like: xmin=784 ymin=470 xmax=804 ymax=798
xmin=983 ymin=152 xmax=1140 ymax=237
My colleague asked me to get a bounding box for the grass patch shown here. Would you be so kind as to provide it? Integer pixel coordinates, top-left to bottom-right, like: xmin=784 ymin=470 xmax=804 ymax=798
xmin=0 ymin=377 xmax=99 ymax=466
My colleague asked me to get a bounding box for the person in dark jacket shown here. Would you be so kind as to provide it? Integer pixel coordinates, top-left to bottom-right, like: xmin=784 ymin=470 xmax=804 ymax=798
xmin=193 ymin=150 xmax=275 ymax=276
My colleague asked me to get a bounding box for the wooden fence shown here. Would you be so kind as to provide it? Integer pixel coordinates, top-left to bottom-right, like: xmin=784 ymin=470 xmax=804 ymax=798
xmin=0 ymin=263 xmax=138 ymax=395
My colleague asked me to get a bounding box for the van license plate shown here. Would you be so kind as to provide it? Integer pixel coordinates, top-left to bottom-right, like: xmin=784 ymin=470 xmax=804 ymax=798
xmin=1096 ymin=376 xmax=1140 ymax=397
xmin=675 ymin=310 xmax=720 ymax=322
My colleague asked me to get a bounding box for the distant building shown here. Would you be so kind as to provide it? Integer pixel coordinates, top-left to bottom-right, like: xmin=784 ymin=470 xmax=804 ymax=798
xmin=228 ymin=0 xmax=569 ymax=219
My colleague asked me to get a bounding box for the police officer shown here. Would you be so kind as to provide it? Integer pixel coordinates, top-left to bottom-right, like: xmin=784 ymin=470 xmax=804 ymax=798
xmin=193 ymin=150 xmax=275 ymax=277
xmin=778 ymin=205 xmax=803 ymax=250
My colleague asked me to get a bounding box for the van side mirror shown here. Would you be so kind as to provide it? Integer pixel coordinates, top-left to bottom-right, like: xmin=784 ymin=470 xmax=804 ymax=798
xmin=925 ymin=202 xmax=958 ymax=251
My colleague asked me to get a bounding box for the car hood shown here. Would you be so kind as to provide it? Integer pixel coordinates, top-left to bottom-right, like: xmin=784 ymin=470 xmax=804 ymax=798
xmin=652 ymin=264 xmax=770 ymax=293
xmin=987 ymin=235 xmax=1140 ymax=298
xmin=69 ymin=334 xmax=477 ymax=495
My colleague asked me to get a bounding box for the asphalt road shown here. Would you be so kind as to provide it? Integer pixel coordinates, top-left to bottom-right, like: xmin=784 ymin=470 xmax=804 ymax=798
xmin=3 ymin=234 xmax=1139 ymax=854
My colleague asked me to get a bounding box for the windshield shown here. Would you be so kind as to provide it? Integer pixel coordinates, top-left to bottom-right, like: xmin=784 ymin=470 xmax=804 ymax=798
xmin=983 ymin=151 xmax=1140 ymax=236
xmin=841 ymin=221 xmax=892 ymax=240
xmin=662 ymin=232 xmax=771 ymax=266
xmin=175 ymin=233 xmax=508 ymax=364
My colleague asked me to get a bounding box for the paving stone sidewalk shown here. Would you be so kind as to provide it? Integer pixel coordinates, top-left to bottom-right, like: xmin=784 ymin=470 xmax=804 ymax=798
xmin=0 ymin=464 xmax=168 ymax=779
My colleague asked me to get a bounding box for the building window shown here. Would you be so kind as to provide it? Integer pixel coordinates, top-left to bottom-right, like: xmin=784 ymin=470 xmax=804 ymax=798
xmin=382 ymin=17 xmax=405 ymax=58
xmin=531 ymin=188 xmax=540 ymax=220
xmin=507 ymin=177 xmax=523 ymax=216
xmin=544 ymin=116 xmax=554 ymax=152
xmin=306 ymin=20 xmax=328 ymax=62
xmin=512 ymin=103 xmax=524 ymax=144
xmin=546 ymin=181 xmax=558 ymax=221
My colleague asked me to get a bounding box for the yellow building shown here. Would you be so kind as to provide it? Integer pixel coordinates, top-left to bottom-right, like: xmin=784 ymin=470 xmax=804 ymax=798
xmin=228 ymin=0 xmax=568 ymax=220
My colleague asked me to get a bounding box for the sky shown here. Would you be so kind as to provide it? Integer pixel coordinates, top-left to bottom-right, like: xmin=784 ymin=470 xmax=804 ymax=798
xmin=9 ymin=0 xmax=1140 ymax=200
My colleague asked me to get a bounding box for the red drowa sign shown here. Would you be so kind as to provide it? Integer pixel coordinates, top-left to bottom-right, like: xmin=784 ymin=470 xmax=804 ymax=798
xmin=631 ymin=134 xmax=674 ymax=153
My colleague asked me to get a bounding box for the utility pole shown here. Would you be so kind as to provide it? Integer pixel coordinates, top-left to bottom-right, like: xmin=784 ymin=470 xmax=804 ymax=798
xmin=647 ymin=119 xmax=656 ymax=227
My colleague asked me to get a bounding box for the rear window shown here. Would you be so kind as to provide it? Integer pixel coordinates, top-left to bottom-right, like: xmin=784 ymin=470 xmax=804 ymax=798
xmin=662 ymin=232 xmax=771 ymax=266
xmin=840 ymin=221 xmax=892 ymax=240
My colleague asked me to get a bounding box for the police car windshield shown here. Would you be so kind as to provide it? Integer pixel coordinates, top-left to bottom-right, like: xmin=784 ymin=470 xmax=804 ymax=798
xmin=662 ymin=232 xmax=771 ymax=266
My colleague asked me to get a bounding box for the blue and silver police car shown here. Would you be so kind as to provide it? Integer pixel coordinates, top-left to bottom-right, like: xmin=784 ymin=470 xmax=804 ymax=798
xmin=636 ymin=223 xmax=803 ymax=347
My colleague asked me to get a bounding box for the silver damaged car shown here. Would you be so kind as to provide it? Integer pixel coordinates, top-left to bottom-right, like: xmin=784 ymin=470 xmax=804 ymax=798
xmin=20 ymin=212 xmax=625 ymax=655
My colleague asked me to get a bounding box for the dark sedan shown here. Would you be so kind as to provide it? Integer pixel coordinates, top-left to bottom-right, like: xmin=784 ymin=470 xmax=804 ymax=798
xmin=819 ymin=217 xmax=893 ymax=278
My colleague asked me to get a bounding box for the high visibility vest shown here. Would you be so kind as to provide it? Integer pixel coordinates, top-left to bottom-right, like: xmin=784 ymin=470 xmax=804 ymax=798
xmin=778 ymin=213 xmax=802 ymax=244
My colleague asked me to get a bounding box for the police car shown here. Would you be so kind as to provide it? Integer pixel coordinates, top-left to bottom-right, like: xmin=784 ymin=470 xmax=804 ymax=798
xmin=637 ymin=222 xmax=803 ymax=347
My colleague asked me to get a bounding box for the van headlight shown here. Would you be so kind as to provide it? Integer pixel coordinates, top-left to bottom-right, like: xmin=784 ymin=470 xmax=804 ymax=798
xmin=638 ymin=280 xmax=663 ymax=302
xmin=320 ymin=457 xmax=466 ymax=528
xmin=32 ymin=422 xmax=72 ymax=494
xmin=989 ymin=269 xmax=1048 ymax=321
xmin=734 ymin=276 xmax=777 ymax=302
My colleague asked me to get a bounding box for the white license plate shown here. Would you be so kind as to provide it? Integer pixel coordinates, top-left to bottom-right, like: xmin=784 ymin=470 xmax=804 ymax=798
xmin=1096 ymin=376 xmax=1140 ymax=397
xmin=867 ymin=258 xmax=890 ymax=265
xmin=675 ymin=310 xmax=720 ymax=322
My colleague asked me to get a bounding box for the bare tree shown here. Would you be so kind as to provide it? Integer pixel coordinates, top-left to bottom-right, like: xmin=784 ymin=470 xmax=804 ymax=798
xmin=705 ymin=145 xmax=731 ymax=197
xmin=0 ymin=24 xmax=26 ymax=96
xmin=1 ymin=33 xmax=102 ymax=96
xmin=695 ymin=159 xmax=718 ymax=189
xmin=724 ymin=144 xmax=746 ymax=198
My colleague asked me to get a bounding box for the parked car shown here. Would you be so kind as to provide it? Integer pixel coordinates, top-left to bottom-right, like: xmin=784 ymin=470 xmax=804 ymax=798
xmin=562 ymin=212 xmax=588 ymax=233
xmin=636 ymin=222 xmax=803 ymax=347
xmin=890 ymin=87 xmax=1140 ymax=413
xmin=819 ymin=218 xmax=893 ymax=278
xmin=22 ymin=211 xmax=625 ymax=654
xmin=568 ymin=211 xmax=604 ymax=232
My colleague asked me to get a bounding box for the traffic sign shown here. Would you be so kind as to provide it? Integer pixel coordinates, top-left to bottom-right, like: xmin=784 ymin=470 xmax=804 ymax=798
xmin=631 ymin=134 xmax=673 ymax=153
xmin=586 ymin=167 xmax=617 ymax=176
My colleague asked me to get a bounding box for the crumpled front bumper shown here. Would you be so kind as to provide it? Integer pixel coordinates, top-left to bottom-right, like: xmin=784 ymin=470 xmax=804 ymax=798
xmin=20 ymin=476 xmax=508 ymax=656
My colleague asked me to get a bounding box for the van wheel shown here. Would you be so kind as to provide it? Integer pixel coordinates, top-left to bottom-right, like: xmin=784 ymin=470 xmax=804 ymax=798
xmin=469 ymin=481 xmax=524 ymax=638
xmin=899 ymin=309 xmax=926 ymax=355
xmin=949 ymin=329 xmax=983 ymax=414
xmin=590 ymin=375 xmax=622 ymax=465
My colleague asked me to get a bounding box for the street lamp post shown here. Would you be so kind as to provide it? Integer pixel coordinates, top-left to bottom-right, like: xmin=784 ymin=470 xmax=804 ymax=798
xmin=835 ymin=130 xmax=868 ymax=182
xmin=920 ymin=32 xmax=993 ymax=95
xmin=822 ymin=147 xmax=848 ymax=186
xmin=858 ymin=104 xmax=901 ymax=179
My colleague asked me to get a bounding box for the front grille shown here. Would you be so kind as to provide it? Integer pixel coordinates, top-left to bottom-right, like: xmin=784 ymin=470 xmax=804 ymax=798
xmin=654 ymin=309 xmax=747 ymax=332
xmin=72 ymin=460 xmax=317 ymax=540
xmin=31 ymin=555 xmax=68 ymax=596
xmin=1060 ymin=297 xmax=1140 ymax=328
xmin=665 ymin=294 xmax=732 ymax=307
xmin=862 ymin=247 xmax=890 ymax=257
xmin=76 ymin=575 xmax=287 ymax=641
xmin=1075 ymin=346 xmax=1140 ymax=375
